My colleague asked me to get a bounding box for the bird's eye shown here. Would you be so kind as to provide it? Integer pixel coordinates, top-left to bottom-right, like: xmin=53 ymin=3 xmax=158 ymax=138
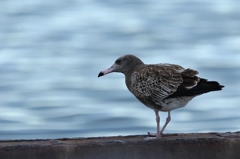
xmin=115 ymin=59 xmax=122 ymax=65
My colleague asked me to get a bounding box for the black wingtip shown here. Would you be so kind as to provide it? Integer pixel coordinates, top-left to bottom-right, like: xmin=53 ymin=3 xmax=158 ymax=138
xmin=98 ymin=71 xmax=104 ymax=78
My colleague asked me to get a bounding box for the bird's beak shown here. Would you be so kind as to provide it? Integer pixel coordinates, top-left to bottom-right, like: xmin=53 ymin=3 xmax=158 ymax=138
xmin=98 ymin=71 xmax=104 ymax=77
xmin=98 ymin=64 xmax=115 ymax=77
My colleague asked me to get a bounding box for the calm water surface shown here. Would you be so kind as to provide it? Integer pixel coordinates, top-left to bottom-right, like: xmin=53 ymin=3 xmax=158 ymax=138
xmin=0 ymin=0 xmax=240 ymax=139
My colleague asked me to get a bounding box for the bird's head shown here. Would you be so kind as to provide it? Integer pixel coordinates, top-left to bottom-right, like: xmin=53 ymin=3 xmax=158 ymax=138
xmin=98 ymin=54 xmax=144 ymax=77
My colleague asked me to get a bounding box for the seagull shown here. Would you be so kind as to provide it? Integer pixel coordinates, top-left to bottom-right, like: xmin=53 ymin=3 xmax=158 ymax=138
xmin=98 ymin=54 xmax=224 ymax=138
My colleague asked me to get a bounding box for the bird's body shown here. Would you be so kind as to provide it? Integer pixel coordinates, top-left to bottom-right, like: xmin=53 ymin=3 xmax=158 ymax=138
xmin=126 ymin=64 xmax=196 ymax=111
xmin=98 ymin=54 xmax=224 ymax=138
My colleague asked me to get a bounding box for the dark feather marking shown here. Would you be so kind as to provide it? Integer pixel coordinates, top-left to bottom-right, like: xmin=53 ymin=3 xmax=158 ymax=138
xmin=166 ymin=78 xmax=224 ymax=98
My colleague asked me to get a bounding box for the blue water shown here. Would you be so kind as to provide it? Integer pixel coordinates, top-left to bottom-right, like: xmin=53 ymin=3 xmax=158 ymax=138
xmin=0 ymin=0 xmax=240 ymax=140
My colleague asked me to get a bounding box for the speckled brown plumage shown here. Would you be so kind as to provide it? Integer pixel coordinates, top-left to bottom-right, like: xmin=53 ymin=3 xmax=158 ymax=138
xmin=98 ymin=54 xmax=224 ymax=138
xmin=127 ymin=64 xmax=185 ymax=109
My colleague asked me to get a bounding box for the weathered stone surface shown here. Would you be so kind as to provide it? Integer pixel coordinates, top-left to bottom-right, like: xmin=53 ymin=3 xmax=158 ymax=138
xmin=0 ymin=132 xmax=239 ymax=159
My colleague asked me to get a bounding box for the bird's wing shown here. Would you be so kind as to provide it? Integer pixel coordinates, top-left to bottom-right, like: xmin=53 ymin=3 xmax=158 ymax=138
xmin=129 ymin=64 xmax=199 ymax=104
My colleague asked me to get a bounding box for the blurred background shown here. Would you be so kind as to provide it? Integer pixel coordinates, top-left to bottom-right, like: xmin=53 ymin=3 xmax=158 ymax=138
xmin=0 ymin=0 xmax=240 ymax=140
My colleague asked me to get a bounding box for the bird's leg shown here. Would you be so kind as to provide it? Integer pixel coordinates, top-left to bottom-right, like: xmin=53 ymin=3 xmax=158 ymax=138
xmin=148 ymin=110 xmax=161 ymax=138
xmin=160 ymin=111 xmax=171 ymax=135
xmin=155 ymin=110 xmax=161 ymax=138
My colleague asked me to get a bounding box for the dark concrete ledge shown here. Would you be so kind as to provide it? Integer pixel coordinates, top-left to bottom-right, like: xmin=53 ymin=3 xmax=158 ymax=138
xmin=0 ymin=132 xmax=240 ymax=159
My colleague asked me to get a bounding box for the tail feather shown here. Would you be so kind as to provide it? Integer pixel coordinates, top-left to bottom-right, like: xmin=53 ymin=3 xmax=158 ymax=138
xmin=188 ymin=78 xmax=224 ymax=95
xmin=166 ymin=78 xmax=224 ymax=98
